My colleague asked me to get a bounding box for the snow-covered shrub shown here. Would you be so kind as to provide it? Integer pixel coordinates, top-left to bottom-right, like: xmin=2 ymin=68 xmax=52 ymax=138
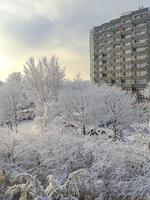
xmin=45 ymin=169 xmax=101 ymax=200
xmin=0 ymin=77 xmax=148 ymax=200
xmin=61 ymin=169 xmax=91 ymax=199
xmin=2 ymin=123 xmax=150 ymax=200
xmin=0 ymin=128 xmax=18 ymax=163
xmin=36 ymin=197 xmax=52 ymax=200
xmin=60 ymin=197 xmax=78 ymax=200
xmin=83 ymin=131 xmax=150 ymax=200
xmin=5 ymin=173 xmax=46 ymax=200
xmin=45 ymin=175 xmax=61 ymax=199
xmin=0 ymin=169 xmax=9 ymax=200
xmin=37 ymin=127 xmax=90 ymax=173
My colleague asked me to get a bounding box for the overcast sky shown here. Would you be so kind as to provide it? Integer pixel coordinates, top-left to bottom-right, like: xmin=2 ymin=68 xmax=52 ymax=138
xmin=0 ymin=0 xmax=150 ymax=80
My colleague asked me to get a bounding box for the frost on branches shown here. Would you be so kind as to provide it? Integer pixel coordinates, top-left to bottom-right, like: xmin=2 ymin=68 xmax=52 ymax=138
xmin=0 ymin=56 xmax=149 ymax=200
xmin=5 ymin=169 xmax=105 ymax=200
xmin=42 ymin=82 xmax=139 ymax=139
xmin=2 ymin=126 xmax=150 ymax=200
xmin=24 ymin=56 xmax=65 ymax=116
xmin=0 ymin=73 xmax=26 ymax=131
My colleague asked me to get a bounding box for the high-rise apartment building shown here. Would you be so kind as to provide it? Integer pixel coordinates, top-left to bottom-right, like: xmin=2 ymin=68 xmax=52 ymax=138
xmin=90 ymin=7 xmax=150 ymax=96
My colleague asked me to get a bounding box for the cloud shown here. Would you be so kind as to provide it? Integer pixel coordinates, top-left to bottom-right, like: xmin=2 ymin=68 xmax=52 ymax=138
xmin=0 ymin=0 xmax=150 ymax=80
xmin=1 ymin=0 xmax=147 ymax=49
xmin=3 ymin=15 xmax=56 ymax=48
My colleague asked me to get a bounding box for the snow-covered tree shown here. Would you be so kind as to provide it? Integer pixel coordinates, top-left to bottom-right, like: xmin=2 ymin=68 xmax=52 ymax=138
xmin=39 ymin=81 xmax=141 ymax=138
xmin=57 ymin=83 xmax=139 ymax=137
xmin=2 ymin=116 xmax=150 ymax=200
xmin=59 ymin=81 xmax=100 ymax=135
xmin=0 ymin=72 xmax=25 ymax=131
xmin=24 ymin=56 xmax=65 ymax=115
xmin=97 ymin=85 xmax=138 ymax=139
xmin=0 ymin=67 xmax=149 ymax=200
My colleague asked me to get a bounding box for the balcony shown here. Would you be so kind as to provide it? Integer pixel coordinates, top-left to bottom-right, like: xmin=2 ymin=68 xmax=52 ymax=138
xmin=132 ymin=16 xmax=147 ymax=24
xmin=136 ymin=63 xmax=147 ymax=68
xmin=132 ymin=30 xmax=146 ymax=37
xmin=136 ymin=47 xmax=147 ymax=52
xmin=132 ymin=41 xmax=147 ymax=48
xmin=132 ymin=23 xmax=147 ymax=30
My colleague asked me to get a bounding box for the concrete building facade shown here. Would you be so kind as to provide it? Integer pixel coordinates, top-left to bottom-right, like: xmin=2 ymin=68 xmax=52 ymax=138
xmin=90 ymin=7 xmax=150 ymax=96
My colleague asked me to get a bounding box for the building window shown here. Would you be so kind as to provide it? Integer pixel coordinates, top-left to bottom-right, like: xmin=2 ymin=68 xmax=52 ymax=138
xmin=137 ymin=63 xmax=147 ymax=68
xmin=132 ymin=47 xmax=136 ymax=52
xmin=135 ymin=79 xmax=146 ymax=84
xmin=111 ymin=80 xmax=116 ymax=84
xmin=125 ymin=49 xmax=132 ymax=54
xmin=125 ymin=35 xmax=131 ymax=38
xmin=125 ymin=64 xmax=132 ymax=69
xmin=116 ymin=66 xmax=121 ymax=70
xmin=116 ymin=72 xmax=121 ymax=77
xmin=121 ymin=79 xmax=125 ymax=83
xmin=137 ymin=55 xmax=147 ymax=60
xmin=125 ymin=57 xmax=131 ymax=61
xmin=136 ymin=71 xmax=147 ymax=76
xmin=125 ymin=42 xmax=130 ymax=46
xmin=102 ymin=73 xmax=107 ymax=77
xmin=121 ymin=35 xmax=125 ymax=39
xmin=132 ymin=56 xmax=137 ymax=60
xmin=102 ymin=53 xmax=107 ymax=57
xmin=125 ymin=80 xmax=131 ymax=84
xmin=116 ymin=59 xmax=121 ymax=63
xmin=126 ymin=72 xmax=131 ymax=76
xmin=136 ymin=47 xmax=146 ymax=52
xmin=102 ymin=60 xmax=107 ymax=64
xmin=139 ymin=39 xmax=147 ymax=43
xmin=125 ymin=27 xmax=131 ymax=30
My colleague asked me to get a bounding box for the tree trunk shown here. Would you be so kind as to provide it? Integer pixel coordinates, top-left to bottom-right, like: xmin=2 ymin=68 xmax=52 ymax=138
xmin=113 ymin=123 xmax=119 ymax=141
xmin=10 ymin=122 xmax=13 ymax=130
xmin=83 ymin=124 xmax=86 ymax=135
xmin=14 ymin=112 xmax=18 ymax=133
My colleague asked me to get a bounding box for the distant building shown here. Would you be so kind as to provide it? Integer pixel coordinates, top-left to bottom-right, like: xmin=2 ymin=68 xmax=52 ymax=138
xmin=90 ymin=7 xmax=150 ymax=99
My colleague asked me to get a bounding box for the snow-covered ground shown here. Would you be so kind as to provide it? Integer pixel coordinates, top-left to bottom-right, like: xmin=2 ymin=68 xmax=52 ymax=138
xmin=0 ymin=119 xmax=35 ymax=134
xmin=17 ymin=120 xmax=35 ymax=133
